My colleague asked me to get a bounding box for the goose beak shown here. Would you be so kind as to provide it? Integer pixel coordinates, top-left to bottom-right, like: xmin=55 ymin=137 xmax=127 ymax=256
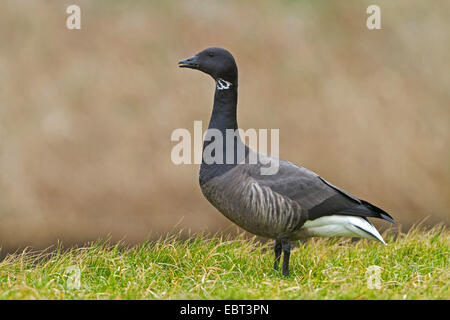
xmin=178 ymin=55 xmax=199 ymax=69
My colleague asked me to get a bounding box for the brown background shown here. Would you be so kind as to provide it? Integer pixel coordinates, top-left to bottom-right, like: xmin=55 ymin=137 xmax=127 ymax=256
xmin=0 ymin=0 xmax=449 ymax=252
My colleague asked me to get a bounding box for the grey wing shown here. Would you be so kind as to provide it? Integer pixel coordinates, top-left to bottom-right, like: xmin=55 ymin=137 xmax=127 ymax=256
xmin=248 ymin=156 xmax=394 ymax=223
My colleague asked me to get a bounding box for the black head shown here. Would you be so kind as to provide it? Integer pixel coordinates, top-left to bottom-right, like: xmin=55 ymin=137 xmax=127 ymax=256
xmin=178 ymin=47 xmax=238 ymax=84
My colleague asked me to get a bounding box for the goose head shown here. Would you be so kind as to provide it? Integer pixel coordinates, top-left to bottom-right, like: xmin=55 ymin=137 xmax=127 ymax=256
xmin=178 ymin=47 xmax=238 ymax=86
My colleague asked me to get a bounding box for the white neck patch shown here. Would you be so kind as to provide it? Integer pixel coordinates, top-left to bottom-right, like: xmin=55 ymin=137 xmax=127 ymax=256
xmin=216 ymin=78 xmax=232 ymax=90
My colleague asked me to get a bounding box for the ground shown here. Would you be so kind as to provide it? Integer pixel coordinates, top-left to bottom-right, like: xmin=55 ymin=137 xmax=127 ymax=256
xmin=0 ymin=225 xmax=448 ymax=299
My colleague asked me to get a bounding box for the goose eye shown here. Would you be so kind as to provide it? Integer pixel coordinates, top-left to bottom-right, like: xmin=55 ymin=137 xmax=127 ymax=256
xmin=208 ymin=52 xmax=214 ymax=57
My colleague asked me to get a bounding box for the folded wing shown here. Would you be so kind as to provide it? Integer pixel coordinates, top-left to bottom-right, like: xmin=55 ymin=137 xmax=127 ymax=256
xmin=248 ymin=155 xmax=394 ymax=226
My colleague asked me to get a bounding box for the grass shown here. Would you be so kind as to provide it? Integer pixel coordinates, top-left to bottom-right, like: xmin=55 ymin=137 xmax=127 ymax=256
xmin=0 ymin=225 xmax=448 ymax=300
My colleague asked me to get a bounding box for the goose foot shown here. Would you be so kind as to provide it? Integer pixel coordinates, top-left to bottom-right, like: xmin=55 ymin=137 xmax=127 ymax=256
xmin=273 ymin=239 xmax=291 ymax=276
xmin=282 ymin=240 xmax=291 ymax=277
xmin=273 ymin=239 xmax=282 ymax=271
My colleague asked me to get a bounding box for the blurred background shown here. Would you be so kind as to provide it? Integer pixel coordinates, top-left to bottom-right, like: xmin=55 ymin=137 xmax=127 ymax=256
xmin=1 ymin=0 xmax=449 ymax=253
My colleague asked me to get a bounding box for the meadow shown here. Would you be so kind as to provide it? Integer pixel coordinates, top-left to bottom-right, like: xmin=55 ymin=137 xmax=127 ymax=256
xmin=0 ymin=225 xmax=448 ymax=299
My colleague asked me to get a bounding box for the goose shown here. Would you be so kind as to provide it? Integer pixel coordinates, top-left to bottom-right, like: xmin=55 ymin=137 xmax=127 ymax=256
xmin=178 ymin=47 xmax=394 ymax=276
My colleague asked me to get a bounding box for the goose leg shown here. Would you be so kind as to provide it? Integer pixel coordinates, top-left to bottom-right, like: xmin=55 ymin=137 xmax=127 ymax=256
xmin=281 ymin=240 xmax=291 ymax=277
xmin=273 ymin=239 xmax=282 ymax=271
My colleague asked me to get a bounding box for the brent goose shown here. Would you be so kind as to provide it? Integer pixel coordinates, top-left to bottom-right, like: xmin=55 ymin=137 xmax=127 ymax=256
xmin=178 ymin=47 xmax=394 ymax=276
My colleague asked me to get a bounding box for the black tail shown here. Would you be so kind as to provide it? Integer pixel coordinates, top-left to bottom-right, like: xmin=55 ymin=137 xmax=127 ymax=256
xmin=318 ymin=176 xmax=395 ymax=224
xmin=361 ymin=200 xmax=395 ymax=224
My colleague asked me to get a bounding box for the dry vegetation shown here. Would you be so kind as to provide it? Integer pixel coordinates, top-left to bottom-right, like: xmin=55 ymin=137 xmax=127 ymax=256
xmin=0 ymin=1 xmax=449 ymax=252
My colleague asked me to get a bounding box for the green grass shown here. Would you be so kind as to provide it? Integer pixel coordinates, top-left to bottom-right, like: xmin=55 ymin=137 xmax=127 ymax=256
xmin=0 ymin=225 xmax=448 ymax=299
